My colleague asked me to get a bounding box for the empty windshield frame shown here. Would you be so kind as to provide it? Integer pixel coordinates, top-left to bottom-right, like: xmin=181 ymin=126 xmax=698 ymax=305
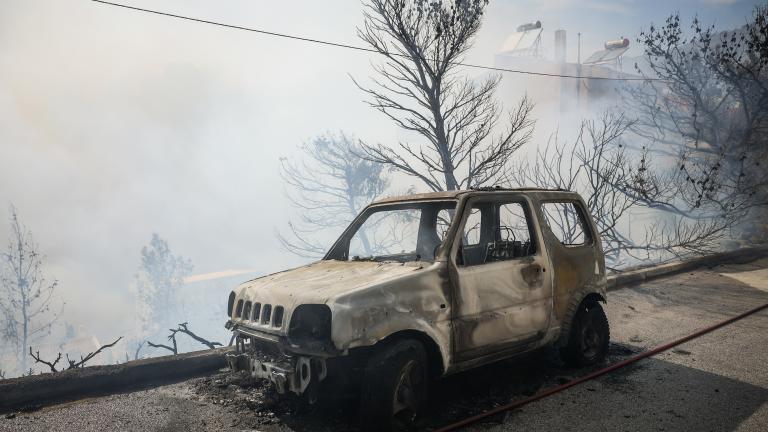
xmin=324 ymin=200 xmax=458 ymax=262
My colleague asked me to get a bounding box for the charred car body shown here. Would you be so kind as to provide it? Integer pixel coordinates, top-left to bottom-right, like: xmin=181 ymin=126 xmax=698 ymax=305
xmin=226 ymin=189 xmax=609 ymax=430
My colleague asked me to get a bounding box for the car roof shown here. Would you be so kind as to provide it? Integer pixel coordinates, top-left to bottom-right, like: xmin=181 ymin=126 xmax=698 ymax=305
xmin=371 ymin=187 xmax=578 ymax=204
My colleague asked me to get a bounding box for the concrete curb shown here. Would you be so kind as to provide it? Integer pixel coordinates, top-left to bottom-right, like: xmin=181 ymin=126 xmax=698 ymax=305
xmin=1 ymin=245 xmax=766 ymax=413
xmin=606 ymin=245 xmax=768 ymax=291
xmin=0 ymin=346 xmax=231 ymax=413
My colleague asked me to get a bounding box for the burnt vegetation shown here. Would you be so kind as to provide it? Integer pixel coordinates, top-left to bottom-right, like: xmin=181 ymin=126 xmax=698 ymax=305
xmin=28 ymin=337 xmax=122 ymax=373
xmin=624 ymin=6 xmax=768 ymax=248
xmin=147 ymin=322 xmax=223 ymax=356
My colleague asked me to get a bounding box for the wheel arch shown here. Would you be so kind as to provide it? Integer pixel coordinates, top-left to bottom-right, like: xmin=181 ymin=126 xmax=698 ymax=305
xmin=556 ymin=290 xmax=607 ymax=348
xmin=582 ymin=292 xmax=606 ymax=306
xmin=373 ymin=329 xmax=445 ymax=379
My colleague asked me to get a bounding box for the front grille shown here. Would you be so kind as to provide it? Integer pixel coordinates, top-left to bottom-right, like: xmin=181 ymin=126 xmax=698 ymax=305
xmin=237 ymin=299 xmax=286 ymax=329
xmin=262 ymin=305 xmax=272 ymax=325
xmin=252 ymin=303 xmax=261 ymax=321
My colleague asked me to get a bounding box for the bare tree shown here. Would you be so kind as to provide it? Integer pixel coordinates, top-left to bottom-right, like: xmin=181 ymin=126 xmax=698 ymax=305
xmin=355 ymin=0 xmax=534 ymax=191
xmin=28 ymin=337 xmax=122 ymax=373
xmin=278 ymin=132 xmax=390 ymax=258
xmin=134 ymin=233 xmax=193 ymax=339
xmin=0 ymin=205 xmax=62 ymax=373
xmin=507 ymin=113 xmax=729 ymax=269
xmin=626 ymin=7 xmax=768 ymax=239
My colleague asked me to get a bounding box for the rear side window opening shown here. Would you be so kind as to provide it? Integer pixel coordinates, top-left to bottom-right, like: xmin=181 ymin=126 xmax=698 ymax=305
xmin=540 ymin=201 xmax=593 ymax=246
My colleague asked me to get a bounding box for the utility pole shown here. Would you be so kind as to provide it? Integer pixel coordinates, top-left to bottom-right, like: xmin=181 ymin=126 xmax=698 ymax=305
xmin=577 ymin=32 xmax=582 ymax=112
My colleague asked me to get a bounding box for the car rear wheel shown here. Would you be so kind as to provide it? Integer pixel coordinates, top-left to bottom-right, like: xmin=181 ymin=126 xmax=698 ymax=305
xmin=359 ymin=339 xmax=427 ymax=432
xmin=561 ymin=301 xmax=610 ymax=367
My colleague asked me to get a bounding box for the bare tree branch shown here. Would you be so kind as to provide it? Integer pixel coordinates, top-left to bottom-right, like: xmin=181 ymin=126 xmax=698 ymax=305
xmin=147 ymin=322 xmax=222 ymax=355
xmin=29 ymin=347 xmax=61 ymax=373
xmin=65 ymin=337 xmax=123 ymax=369
xmin=354 ymin=0 xmax=533 ymax=191
xmin=505 ymin=112 xmax=731 ymax=268
xmin=175 ymin=322 xmax=222 ymax=350
xmin=147 ymin=328 xmax=179 ymax=355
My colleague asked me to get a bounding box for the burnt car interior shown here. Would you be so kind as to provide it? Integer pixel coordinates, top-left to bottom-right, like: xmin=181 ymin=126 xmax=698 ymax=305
xmin=459 ymin=200 xmax=537 ymax=266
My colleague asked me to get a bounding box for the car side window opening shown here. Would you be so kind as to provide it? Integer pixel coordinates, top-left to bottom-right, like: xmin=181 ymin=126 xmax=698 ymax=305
xmin=540 ymin=202 xmax=591 ymax=246
xmin=459 ymin=201 xmax=536 ymax=266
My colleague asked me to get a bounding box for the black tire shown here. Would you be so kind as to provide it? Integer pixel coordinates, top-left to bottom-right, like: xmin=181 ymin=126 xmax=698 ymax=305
xmin=561 ymin=301 xmax=610 ymax=367
xmin=359 ymin=339 xmax=428 ymax=432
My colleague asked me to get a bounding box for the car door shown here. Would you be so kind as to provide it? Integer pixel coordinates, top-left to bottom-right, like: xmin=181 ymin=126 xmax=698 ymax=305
xmin=450 ymin=194 xmax=553 ymax=362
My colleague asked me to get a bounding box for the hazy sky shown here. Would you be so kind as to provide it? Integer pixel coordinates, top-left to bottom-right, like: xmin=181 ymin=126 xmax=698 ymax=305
xmin=0 ymin=0 xmax=760 ymax=341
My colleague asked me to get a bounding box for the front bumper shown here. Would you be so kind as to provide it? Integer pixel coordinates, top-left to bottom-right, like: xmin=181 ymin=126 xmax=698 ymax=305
xmin=225 ymin=351 xmax=327 ymax=395
xmin=225 ymin=321 xmax=330 ymax=396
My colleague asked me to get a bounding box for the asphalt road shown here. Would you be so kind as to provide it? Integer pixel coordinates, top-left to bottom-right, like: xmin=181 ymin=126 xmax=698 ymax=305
xmin=2 ymin=258 xmax=767 ymax=432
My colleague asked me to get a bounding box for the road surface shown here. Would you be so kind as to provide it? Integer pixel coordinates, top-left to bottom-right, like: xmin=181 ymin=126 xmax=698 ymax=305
xmin=2 ymin=257 xmax=767 ymax=432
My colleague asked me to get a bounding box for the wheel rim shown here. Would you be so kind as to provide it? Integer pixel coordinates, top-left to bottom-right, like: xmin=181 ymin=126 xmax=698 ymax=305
xmin=580 ymin=311 xmax=601 ymax=360
xmin=392 ymin=359 xmax=421 ymax=425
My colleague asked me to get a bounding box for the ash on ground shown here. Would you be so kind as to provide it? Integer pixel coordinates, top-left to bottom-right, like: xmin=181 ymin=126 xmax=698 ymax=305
xmin=191 ymin=371 xmax=358 ymax=432
xmin=189 ymin=343 xmax=638 ymax=431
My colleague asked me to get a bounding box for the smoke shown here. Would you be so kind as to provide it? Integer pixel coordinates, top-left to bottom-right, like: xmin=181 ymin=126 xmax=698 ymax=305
xmin=0 ymin=0 xmax=758 ymax=374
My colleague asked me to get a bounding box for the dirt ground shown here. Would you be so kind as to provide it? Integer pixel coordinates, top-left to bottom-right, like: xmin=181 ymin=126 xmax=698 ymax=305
xmin=2 ymin=258 xmax=767 ymax=432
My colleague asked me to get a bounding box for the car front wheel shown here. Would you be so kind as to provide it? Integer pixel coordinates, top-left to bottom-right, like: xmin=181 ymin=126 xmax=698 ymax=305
xmin=359 ymin=339 xmax=428 ymax=432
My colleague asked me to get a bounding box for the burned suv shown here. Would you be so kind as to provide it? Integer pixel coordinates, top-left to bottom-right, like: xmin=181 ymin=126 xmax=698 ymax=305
xmin=225 ymin=189 xmax=609 ymax=431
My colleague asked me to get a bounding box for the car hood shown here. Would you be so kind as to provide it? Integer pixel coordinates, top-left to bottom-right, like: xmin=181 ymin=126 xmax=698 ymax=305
xmin=233 ymin=259 xmax=427 ymax=308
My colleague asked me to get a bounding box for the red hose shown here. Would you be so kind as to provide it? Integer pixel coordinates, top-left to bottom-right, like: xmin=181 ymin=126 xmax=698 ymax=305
xmin=434 ymin=302 xmax=768 ymax=432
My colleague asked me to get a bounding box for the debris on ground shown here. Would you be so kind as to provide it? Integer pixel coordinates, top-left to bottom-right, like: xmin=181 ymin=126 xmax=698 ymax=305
xmin=186 ymin=342 xmax=639 ymax=431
